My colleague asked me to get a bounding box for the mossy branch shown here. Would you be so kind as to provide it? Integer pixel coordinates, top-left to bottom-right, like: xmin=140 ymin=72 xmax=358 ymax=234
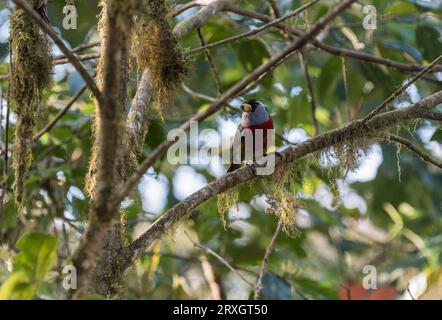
xmin=120 ymin=89 xmax=442 ymax=272
xmin=126 ymin=0 xmax=234 ymax=154
xmin=113 ymin=0 xmax=358 ymax=210
xmin=12 ymin=0 xmax=105 ymax=106
xmin=73 ymin=0 xmax=138 ymax=294
xmin=9 ymin=1 xmax=52 ymax=213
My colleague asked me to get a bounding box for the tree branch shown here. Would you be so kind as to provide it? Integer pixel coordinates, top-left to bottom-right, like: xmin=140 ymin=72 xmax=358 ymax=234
xmin=112 ymin=0 xmax=357 ymax=211
xmin=72 ymin=0 xmax=136 ymax=293
xmin=197 ymin=28 xmax=223 ymax=96
xmin=11 ymin=0 xmax=104 ymax=106
xmin=120 ymin=89 xmax=442 ymax=272
xmin=223 ymin=5 xmax=442 ymax=74
xmin=33 ymin=84 xmax=87 ymax=142
xmin=254 ymin=221 xmax=282 ymax=300
xmin=125 ymin=0 xmax=236 ymax=155
xmin=381 ymin=134 xmax=442 ymax=169
xmin=185 ymin=232 xmax=255 ymax=287
xmin=174 ymin=0 xmax=240 ymax=39
xmin=299 ymin=50 xmax=319 ymax=135
xmin=187 ymin=0 xmax=321 ymax=55
xmin=363 ymin=54 xmax=442 ymax=123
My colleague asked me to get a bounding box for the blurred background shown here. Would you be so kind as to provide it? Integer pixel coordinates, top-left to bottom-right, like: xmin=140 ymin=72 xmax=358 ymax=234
xmin=0 ymin=0 xmax=441 ymax=299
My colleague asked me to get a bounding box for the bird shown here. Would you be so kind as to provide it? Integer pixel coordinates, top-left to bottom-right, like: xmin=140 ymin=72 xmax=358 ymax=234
xmin=34 ymin=0 xmax=50 ymax=24
xmin=227 ymin=99 xmax=274 ymax=173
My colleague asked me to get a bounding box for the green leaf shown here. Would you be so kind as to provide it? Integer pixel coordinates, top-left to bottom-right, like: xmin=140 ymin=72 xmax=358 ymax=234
xmin=317 ymin=56 xmax=342 ymax=104
xmin=385 ymin=1 xmax=417 ymax=15
xmin=0 ymin=271 xmax=29 ymax=300
xmin=292 ymin=278 xmax=339 ymax=300
xmin=234 ymin=40 xmax=272 ymax=88
xmin=0 ymin=233 xmax=58 ymax=299
xmin=16 ymin=233 xmax=57 ymax=280
xmin=416 ymin=25 xmax=442 ymax=62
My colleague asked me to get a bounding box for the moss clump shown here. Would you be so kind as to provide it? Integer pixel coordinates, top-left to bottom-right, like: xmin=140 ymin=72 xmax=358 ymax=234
xmin=85 ymin=0 xmax=138 ymax=198
xmin=9 ymin=5 xmax=53 ymax=212
xmin=267 ymin=165 xmax=301 ymax=237
xmin=133 ymin=0 xmax=189 ymax=117
xmin=217 ymin=188 xmax=239 ymax=229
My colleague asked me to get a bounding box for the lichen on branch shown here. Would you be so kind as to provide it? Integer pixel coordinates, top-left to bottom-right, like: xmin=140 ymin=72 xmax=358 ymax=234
xmin=133 ymin=0 xmax=189 ymax=117
xmin=9 ymin=1 xmax=53 ymax=213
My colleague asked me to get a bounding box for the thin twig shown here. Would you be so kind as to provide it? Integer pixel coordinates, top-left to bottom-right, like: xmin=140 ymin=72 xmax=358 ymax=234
xmin=254 ymin=221 xmax=282 ymax=300
xmin=406 ymin=283 xmax=416 ymax=300
xmin=187 ymin=0 xmax=321 ymax=55
xmin=33 ymin=84 xmax=87 ymax=141
xmin=53 ymin=53 xmax=100 ymax=66
xmin=197 ymin=28 xmax=223 ymax=96
xmin=12 ymin=0 xmax=104 ymax=106
xmin=53 ymin=42 xmax=100 ymax=60
xmin=172 ymin=0 xmax=200 ymax=17
xmin=381 ymin=134 xmax=442 ymax=169
xmin=224 ymin=5 xmax=442 ymax=74
xmin=185 ymin=232 xmax=255 ymax=287
xmin=363 ymin=54 xmax=442 ymax=123
xmin=71 ymin=41 xmax=100 ymax=54
xmin=341 ymin=56 xmax=351 ymax=121
xmin=200 ymin=255 xmax=224 ymax=300
xmin=267 ymin=0 xmax=281 ymax=18
xmin=298 ymin=51 xmax=319 ymax=135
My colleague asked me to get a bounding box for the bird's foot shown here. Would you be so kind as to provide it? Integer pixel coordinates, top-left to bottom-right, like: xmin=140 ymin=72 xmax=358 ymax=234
xmin=245 ymin=161 xmax=257 ymax=174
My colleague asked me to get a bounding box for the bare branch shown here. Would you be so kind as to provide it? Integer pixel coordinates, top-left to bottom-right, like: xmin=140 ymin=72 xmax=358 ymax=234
xmin=254 ymin=221 xmax=282 ymax=300
xmin=224 ymin=5 xmax=442 ymax=74
xmin=363 ymin=54 xmax=442 ymax=123
xmin=187 ymin=0 xmax=321 ymax=55
xmin=341 ymin=57 xmax=351 ymax=121
xmin=298 ymin=51 xmax=319 ymax=135
xmin=267 ymin=0 xmax=281 ymax=18
xmin=11 ymin=0 xmax=104 ymax=106
xmin=33 ymin=84 xmax=87 ymax=142
xmin=53 ymin=53 xmax=100 ymax=66
xmin=185 ymin=232 xmax=255 ymax=287
xmin=172 ymin=0 xmax=201 ymax=17
xmin=381 ymin=134 xmax=442 ymax=169
xmin=174 ymin=0 xmax=240 ymax=39
xmin=197 ymin=28 xmax=223 ymax=96
xmin=200 ymin=255 xmax=224 ymax=300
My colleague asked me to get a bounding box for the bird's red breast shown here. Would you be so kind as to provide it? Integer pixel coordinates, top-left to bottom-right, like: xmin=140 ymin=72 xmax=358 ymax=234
xmin=241 ymin=118 xmax=274 ymax=155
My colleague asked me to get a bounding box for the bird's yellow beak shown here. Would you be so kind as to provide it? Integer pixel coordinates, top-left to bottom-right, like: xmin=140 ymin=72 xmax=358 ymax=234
xmin=241 ymin=103 xmax=252 ymax=112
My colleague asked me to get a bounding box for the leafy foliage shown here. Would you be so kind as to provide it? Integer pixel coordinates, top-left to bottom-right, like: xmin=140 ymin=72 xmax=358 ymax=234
xmin=0 ymin=0 xmax=441 ymax=300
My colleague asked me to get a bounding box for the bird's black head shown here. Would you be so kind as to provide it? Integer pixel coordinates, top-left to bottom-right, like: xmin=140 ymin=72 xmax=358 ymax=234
xmin=240 ymin=99 xmax=270 ymax=126
xmin=241 ymin=99 xmax=262 ymax=112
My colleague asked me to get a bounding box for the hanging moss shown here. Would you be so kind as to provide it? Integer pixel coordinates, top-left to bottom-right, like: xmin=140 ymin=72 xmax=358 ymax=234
xmin=217 ymin=188 xmax=239 ymax=229
xmin=133 ymin=0 xmax=189 ymax=117
xmin=85 ymin=0 xmax=138 ymax=198
xmin=267 ymin=165 xmax=301 ymax=237
xmin=9 ymin=3 xmax=53 ymax=212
